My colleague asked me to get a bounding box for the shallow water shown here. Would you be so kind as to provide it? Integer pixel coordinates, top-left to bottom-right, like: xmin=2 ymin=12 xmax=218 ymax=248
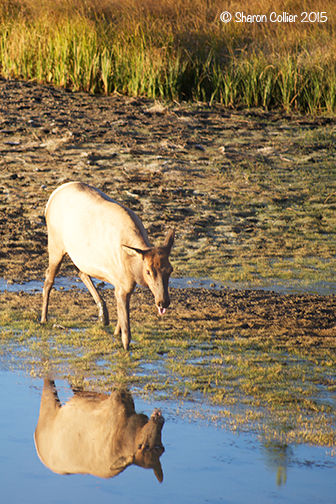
xmin=0 ymin=370 xmax=335 ymax=504
xmin=0 ymin=275 xmax=335 ymax=296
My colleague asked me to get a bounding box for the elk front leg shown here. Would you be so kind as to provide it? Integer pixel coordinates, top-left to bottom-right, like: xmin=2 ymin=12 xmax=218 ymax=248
xmin=41 ymin=252 xmax=64 ymax=323
xmin=114 ymin=288 xmax=133 ymax=350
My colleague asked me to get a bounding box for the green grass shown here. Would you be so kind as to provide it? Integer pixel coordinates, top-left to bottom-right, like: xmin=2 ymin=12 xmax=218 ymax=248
xmin=0 ymin=0 xmax=336 ymax=112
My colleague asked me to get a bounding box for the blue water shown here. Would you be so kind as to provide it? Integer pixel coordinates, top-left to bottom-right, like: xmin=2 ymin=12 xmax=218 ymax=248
xmin=0 ymin=371 xmax=335 ymax=504
xmin=0 ymin=275 xmax=335 ymax=296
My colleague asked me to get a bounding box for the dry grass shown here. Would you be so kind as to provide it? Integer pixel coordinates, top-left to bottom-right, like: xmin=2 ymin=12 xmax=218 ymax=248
xmin=0 ymin=0 xmax=335 ymax=111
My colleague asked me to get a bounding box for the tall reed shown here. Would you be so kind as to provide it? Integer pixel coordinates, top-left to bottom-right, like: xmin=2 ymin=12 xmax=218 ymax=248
xmin=0 ymin=0 xmax=335 ymax=113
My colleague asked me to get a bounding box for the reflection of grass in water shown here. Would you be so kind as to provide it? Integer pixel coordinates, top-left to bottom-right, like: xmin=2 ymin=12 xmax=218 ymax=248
xmin=1 ymin=306 xmax=335 ymax=446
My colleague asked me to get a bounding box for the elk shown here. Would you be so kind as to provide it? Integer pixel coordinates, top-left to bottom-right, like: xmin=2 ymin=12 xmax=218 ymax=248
xmin=34 ymin=379 xmax=165 ymax=481
xmin=41 ymin=182 xmax=174 ymax=350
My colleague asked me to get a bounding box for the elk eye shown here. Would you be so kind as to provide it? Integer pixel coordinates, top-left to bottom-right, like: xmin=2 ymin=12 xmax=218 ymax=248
xmin=146 ymin=270 xmax=151 ymax=276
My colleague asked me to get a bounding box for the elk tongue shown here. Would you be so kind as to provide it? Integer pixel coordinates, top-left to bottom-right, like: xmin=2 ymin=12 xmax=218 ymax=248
xmin=158 ymin=306 xmax=166 ymax=316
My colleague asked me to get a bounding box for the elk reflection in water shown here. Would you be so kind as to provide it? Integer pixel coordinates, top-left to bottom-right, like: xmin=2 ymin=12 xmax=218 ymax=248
xmin=34 ymin=380 xmax=165 ymax=481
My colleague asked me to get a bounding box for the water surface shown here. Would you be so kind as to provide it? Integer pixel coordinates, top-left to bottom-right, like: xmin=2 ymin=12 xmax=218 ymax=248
xmin=0 ymin=370 xmax=335 ymax=504
xmin=0 ymin=275 xmax=335 ymax=296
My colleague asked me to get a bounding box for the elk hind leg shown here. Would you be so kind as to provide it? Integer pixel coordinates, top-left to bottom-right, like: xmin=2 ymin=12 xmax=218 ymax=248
xmin=78 ymin=271 xmax=109 ymax=325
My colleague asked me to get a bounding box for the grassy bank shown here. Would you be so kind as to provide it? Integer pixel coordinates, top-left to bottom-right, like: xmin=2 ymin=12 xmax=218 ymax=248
xmin=0 ymin=0 xmax=335 ymax=112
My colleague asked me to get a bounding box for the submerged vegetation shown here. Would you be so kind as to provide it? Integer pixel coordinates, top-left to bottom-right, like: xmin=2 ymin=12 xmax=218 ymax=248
xmin=0 ymin=0 xmax=336 ymax=112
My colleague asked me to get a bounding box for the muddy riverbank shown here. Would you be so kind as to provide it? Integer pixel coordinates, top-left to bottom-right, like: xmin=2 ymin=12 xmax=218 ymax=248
xmin=0 ymin=77 xmax=335 ymax=335
xmin=0 ymin=77 xmax=335 ymax=287
xmin=1 ymin=285 xmax=336 ymax=341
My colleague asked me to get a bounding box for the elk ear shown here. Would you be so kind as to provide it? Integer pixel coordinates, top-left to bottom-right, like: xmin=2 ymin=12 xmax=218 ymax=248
xmin=163 ymin=229 xmax=175 ymax=253
xmin=122 ymin=245 xmax=150 ymax=259
xmin=153 ymin=461 xmax=164 ymax=483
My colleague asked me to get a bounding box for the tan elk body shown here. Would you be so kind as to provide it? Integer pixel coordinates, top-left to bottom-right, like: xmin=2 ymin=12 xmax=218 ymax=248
xmin=34 ymin=380 xmax=165 ymax=481
xmin=41 ymin=182 xmax=174 ymax=349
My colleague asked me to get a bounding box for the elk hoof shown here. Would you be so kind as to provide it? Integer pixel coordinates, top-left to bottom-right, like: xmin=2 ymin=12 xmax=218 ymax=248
xmin=98 ymin=300 xmax=109 ymax=326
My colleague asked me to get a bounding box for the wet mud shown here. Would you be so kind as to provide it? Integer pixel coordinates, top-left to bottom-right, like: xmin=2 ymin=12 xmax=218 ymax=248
xmin=1 ymin=286 xmax=335 ymax=343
